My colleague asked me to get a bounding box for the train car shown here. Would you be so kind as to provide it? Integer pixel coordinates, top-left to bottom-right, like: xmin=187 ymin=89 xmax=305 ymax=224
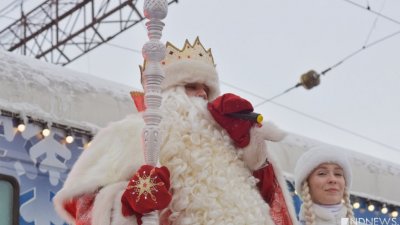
xmin=0 ymin=49 xmax=135 ymax=225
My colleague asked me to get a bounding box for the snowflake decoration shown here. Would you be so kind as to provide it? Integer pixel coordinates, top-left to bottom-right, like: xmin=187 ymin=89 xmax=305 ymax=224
xmin=127 ymin=168 xmax=165 ymax=203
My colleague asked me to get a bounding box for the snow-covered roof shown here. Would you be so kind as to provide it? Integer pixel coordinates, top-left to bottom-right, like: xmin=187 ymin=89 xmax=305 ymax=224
xmin=0 ymin=50 xmax=137 ymax=133
xmin=269 ymin=133 xmax=400 ymax=206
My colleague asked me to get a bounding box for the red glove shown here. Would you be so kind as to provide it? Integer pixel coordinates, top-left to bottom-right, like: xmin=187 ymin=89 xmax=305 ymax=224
xmin=207 ymin=93 xmax=257 ymax=148
xmin=121 ymin=165 xmax=172 ymax=222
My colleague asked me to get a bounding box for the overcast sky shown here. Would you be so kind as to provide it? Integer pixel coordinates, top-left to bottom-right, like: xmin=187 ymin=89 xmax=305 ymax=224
xmin=1 ymin=0 xmax=400 ymax=163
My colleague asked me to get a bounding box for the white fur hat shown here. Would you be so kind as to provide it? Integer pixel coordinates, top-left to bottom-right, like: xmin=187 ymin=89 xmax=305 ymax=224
xmin=162 ymin=59 xmax=220 ymax=100
xmin=294 ymin=145 xmax=352 ymax=195
xmin=142 ymin=37 xmax=221 ymax=101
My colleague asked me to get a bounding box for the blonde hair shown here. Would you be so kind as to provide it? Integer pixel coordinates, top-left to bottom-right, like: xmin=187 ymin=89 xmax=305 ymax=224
xmin=300 ymin=181 xmax=355 ymax=225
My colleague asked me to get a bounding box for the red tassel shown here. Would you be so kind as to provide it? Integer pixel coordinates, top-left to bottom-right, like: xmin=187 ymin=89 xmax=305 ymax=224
xmin=130 ymin=91 xmax=146 ymax=112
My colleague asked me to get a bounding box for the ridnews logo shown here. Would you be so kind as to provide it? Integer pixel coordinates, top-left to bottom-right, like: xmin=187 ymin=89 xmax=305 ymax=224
xmin=341 ymin=217 xmax=399 ymax=225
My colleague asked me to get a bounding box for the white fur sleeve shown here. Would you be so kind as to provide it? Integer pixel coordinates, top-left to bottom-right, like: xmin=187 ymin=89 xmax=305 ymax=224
xmin=241 ymin=121 xmax=286 ymax=170
xmin=91 ymin=181 xmax=138 ymax=225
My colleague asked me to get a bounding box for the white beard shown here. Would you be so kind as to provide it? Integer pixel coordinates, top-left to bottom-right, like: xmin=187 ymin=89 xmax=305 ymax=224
xmin=159 ymin=87 xmax=273 ymax=225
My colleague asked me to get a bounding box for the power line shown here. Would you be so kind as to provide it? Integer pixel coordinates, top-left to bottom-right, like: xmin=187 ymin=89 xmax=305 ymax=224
xmin=220 ymin=80 xmax=400 ymax=153
xmin=0 ymin=15 xmax=16 ymax=20
xmin=0 ymin=0 xmax=21 ymax=15
xmin=259 ymin=1 xmax=400 ymax=102
xmin=327 ymin=27 xmax=400 ymax=74
xmin=104 ymin=42 xmax=142 ymax=54
xmin=258 ymin=26 xmax=400 ymax=103
xmin=342 ymin=0 xmax=400 ymax=26
xmin=56 ymin=27 xmax=143 ymax=54
xmin=363 ymin=0 xmax=387 ymax=46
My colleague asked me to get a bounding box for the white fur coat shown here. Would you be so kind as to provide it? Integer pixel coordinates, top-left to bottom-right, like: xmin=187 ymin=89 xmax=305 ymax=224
xmin=54 ymin=88 xmax=297 ymax=225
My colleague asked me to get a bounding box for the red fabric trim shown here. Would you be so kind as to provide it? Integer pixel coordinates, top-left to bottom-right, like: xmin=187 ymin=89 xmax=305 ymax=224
xmin=253 ymin=165 xmax=293 ymax=225
xmin=64 ymin=193 xmax=96 ymax=225
xmin=64 ymin=198 xmax=78 ymax=219
xmin=130 ymin=91 xmax=146 ymax=112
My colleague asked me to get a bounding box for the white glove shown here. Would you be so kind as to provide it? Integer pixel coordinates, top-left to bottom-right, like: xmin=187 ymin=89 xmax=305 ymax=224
xmin=241 ymin=121 xmax=286 ymax=170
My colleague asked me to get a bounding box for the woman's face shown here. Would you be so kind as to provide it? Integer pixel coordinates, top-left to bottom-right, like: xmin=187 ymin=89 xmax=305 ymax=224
xmin=307 ymin=163 xmax=345 ymax=205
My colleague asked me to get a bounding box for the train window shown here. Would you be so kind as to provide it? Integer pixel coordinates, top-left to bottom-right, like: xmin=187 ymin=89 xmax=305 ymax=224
xmin=0 ymin=174 xmax=19 ymax=225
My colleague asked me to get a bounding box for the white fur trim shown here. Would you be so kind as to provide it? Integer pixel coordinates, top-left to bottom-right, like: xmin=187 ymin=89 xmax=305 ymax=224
xmin=299 ymin=203 xmax=347 ymax=224
xmin=53 ymin=193 xmax=76 ymax=224
xmin=91 ymin=181 xmax=137 ymax=225
xmin=242 ymin=127 xmax=269 ymax=170
xmin=53 ymin=114 xmax=146 ymax=222
xmin=54 ymin=90 xmax=294 ymax=225
xmin=241 ymin=122 xmax=287 ymax=170
xmin=162 ymin=60 xmax=220 ymax=100
xmin=110 ymin=183 xmax=137 ymax=225
xmin=241 ymin=125 xmax=298 ymax=224
xmin=258 ymin=121 xmax=287 ymax=142
xmin=294 ymin=145 xmax=352 ymax=195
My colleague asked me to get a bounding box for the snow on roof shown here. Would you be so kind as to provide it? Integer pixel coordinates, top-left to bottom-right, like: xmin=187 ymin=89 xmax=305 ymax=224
xmin=270 ymin=133 xmax=400 ymax=206
xmin=0 ymin=50 xmax=138 ymax=132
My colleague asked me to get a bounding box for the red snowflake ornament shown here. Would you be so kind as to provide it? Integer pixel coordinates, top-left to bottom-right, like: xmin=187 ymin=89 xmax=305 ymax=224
xmin=121 ymin=165 xmax=172 ymax=216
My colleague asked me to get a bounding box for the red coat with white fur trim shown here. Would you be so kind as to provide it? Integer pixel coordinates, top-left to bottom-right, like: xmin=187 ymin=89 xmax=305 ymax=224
xmin=53 ymin=102 xmax=297 ymax=225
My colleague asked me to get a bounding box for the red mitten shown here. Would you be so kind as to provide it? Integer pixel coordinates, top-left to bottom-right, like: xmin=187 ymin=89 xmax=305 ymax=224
xmin=121 ymin=165 xmax=172 ymax=218
xmin=207 ymin=93 xmax=256 ymax=148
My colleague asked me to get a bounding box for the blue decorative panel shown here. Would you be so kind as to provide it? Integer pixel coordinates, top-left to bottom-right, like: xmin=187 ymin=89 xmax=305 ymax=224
xmin=0 ymin=115 xmax=84 ymax=225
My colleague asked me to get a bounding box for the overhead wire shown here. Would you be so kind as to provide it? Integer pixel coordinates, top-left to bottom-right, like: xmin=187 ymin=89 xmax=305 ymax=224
xmin=220 ymin=80 xmax=400 ymax=153
xmin=265 ymin=28 xmax=400 ymax=102
xmin=261 ymin=0 xmax=400 ymax=103
xmin=0 ymin=0 xmax=21 ymax=15
xmin=104 ymin=42 xmax=142 ymax=54
xmin=0 ymin=1 xmax=21 ymax=23
xmin=342 ymin=0 xmax=400 ymax=26
xmin=320 ymin=27 xmax=400 ymax=75
xmin=363 ymin=0 xmax=387 ymax=46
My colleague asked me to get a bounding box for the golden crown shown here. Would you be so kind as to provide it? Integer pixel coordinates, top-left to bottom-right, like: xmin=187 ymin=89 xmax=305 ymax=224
xmin=141 ymin=37 xmax=215 ymax=71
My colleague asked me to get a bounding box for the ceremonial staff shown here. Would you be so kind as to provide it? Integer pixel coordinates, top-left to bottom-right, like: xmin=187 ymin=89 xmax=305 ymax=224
xmin=141 ymin=0 xmax=168 ymax=224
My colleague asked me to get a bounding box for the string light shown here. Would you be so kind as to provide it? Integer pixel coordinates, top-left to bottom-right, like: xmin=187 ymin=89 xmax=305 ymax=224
xmin=381 ymin=204 xmax=388 ymax=214
xmin=391 ymin=209 xmax=398 ymax=218
xmin=17 ymin=120 xmax=26 ymax=132
xmin=65 ymin=130 xmax=74 ymax=144
xmin=41 ymin=124 xmax=51 ymax=137
xmin=84 ymin=141 xmax=92 ymax=149
xmin=12 ymin=116 xmax=26 ymax=132
xmin=83 ymin=135 xmax=93 ymax=149
xmin=368 ymin=201 xmax=375 ymax=212
xmin=1 ymin=109 xmax=92 ymax=146
xmin=348 ymin=195 xmax=400 ymax=217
